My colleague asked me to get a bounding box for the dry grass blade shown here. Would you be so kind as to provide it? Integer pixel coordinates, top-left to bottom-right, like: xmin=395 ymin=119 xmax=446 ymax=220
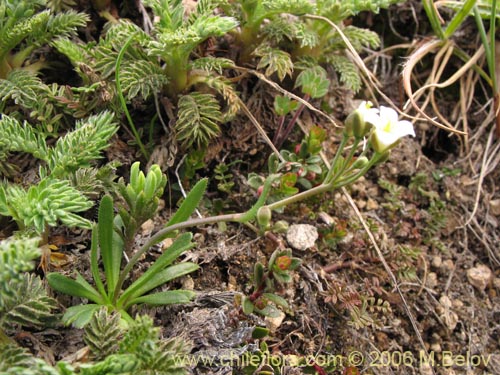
xmin=237 ymin=67 xmax=342 ymax=129
xmin=236 ymin=96 xmax=284 ymax=161
xmin=462 ymin=125 xmax=500 ymax=227
xmin=304 ymin=14 xmax=403 ymax=115
xmin=402 ymin=38 xmax=467 ymax=135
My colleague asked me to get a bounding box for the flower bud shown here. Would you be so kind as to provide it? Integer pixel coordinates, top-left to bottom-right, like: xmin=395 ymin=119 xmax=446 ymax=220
xmin=275 ymin=255 xmax=292 ymax=271
xmin=256 ymin=206 xmax=272 ymax=230
xmin=351 ymin=156 xmax=369 ymax=169
xmin=272 ymin=220 xmax=289 ymax=233
xmin=344 ymin=101 xmax=378 ymax=138
xmin=254 ymin=297 xmax=268 ymax=310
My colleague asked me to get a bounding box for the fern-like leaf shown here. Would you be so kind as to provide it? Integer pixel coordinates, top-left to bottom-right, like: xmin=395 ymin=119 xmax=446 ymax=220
xmin=0 ymin=113 xmax=48 ymax=160
xmin=261 ymin=18 xmax=296 ymax=44
xmin=327 ymin=54 xmax=362 ymax=92
xmin=200 ymin=74 xmax=241 ymax=121
xmin=263 ymin=0 xmax=315 ymax=16
xmin=0 ymin=273 xmax=57 ymax=332
xmin=293 ymin=23 xmax=320 ymax=48
xmin=120 ymin=315 xmax=191 ymax=374
xmin=42 ymin=10 xmax=89 ymax=46
xmin=254 ymin=45 xmax=294 ymax=81
xmin=47 ymin=0 xmax=78 ymax=12
xmin=48 ymin=111 xmax=118 ymax=176
xmin=146 ymin=337 xmax=192 ymax=374
xmin=120 ymin=60 xmax=169 ymax=100
xmin=70 ymin=163 xmax=119 ymax=199
xmin=176 ymin=92 xmax=222 ymax=148
xmin=338 ymin=0 xmax=403 ymax=17
xmin=0 ymin=70 xmax=48 ymax=110
xmin=0 ymin=237 xmax=41 ymax=302
xmin=190 ymin=57 xmax=234 ymax=74
xmin=93 ymin=21 xmax=151 ymax=79
xmin=52 ymin=37 xmax=90 ymax=67
xmin=328 ymin=25 xmax=380 ymax=51
xmin=84 ymin=307 xmax=123 ymax=361
xmin=0 ymin=10 xmax=50 ymax=57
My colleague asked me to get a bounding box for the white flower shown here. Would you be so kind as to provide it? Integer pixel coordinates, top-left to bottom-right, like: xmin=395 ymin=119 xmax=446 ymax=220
xmin=344 ymin=101 xmax=380 ymax=138
xmin=369 ymin=106 xmax=415 ymax=153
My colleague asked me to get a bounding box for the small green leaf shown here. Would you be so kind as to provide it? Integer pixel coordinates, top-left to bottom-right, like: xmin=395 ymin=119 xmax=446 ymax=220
xmin=254 ymin=263 xmax=265 ymax=286
xmin=242 ymin=296 xmax=254 ymax=314
xmin=128 ymin=290 xmax=196 ymax=306
xmin=273 ymin=272 xmax=292 ymax=283
xmin=47 ymin=273 xmax=103 ymax=304
xmin=251 ymin=326 xmax=270 ymax=339
xmin=274 ymin=96 xmax=298 ymax=116
xmin=263 ymin=293 xmax=289 ymax=308
xmin=295 ymin=67 xmax=330 ymax=98
xmin=165 ymin=178 xmax=208 ymax=228
xmin=62 ymin=304 xmax=101 ymax=328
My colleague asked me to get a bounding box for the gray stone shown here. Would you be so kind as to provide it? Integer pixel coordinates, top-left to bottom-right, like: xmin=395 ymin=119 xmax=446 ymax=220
xmin=286 ymin=224 xmax=318 ymax=250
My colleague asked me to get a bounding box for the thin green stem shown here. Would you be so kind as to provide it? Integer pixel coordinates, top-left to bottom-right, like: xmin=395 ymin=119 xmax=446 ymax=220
xmin=267 ymin=182 xmax=333 ymax=212
xmin=323 ymin=134 xmax=349 ymax=184
xmin=336 ymin=137 xmax=361 ymax=177
xmin=444 ymin=0 xmax=476 ymax=39
xmin=115 ymin=34 xmax=149 ymax=159
xmin=334 ymin=153 xmax=383 ymax=187
xmin=422 ymin=0 xmax=445 ymax=39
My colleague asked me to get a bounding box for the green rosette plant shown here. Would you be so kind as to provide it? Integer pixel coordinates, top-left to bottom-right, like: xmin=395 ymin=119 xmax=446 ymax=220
xmin=47 ymin=162 xmax=206 ymax=327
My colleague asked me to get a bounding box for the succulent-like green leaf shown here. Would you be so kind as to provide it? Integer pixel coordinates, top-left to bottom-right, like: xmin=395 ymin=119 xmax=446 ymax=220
xmin=254 ymin=263 xmax=265 ymax=286
xmin=89 ymin=225 xmax=107 ymax=298
xmin=254 ymin=304 xmax=282 ymax=318
xmin=242 ymin=296 xmax=254 ymax=314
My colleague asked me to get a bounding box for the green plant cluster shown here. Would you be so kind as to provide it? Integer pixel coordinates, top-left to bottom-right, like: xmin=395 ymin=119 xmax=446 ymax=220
xmin=0 ymin=111 xmax=118 ymax=237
